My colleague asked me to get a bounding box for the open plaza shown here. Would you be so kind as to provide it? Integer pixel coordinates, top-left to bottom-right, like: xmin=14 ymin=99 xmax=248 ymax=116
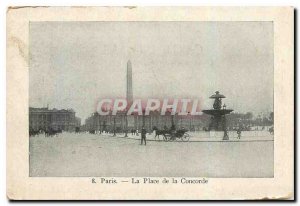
xmin=29 ymin=131 xmax=274 ymax=177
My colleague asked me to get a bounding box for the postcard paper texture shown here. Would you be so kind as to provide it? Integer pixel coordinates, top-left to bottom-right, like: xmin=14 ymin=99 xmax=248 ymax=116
xmin=7 ymin=7 xmax=294 ymax=200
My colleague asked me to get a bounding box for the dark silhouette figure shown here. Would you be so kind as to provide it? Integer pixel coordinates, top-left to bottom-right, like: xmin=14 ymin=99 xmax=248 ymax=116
xmin=141 ymin=127 xmax=147 ymax=145
xmin=237 ymin=128 xmax=242 ymax=139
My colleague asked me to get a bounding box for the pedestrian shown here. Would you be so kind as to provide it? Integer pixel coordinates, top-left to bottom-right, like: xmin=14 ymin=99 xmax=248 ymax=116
xmin=237 ymin=128 xmax=241 ymax=139
xmin=141 ymin=127 xmax=147 ymax=145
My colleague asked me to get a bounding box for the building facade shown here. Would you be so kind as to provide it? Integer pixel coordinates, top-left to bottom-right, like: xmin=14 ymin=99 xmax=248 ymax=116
xmin=29 ymin=107 xmax=80 ymax=132
xmin=83 ymin=110 xmax=210 ymax=133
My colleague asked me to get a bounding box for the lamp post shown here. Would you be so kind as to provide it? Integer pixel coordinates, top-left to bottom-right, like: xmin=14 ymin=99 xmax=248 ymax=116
xmin=124 ymin=113 xmax=128 ymax=137
xmin=113 ymin=117 xmax=116 ymax=136
xmin=142 ymin=109 xmax=145 ymax=128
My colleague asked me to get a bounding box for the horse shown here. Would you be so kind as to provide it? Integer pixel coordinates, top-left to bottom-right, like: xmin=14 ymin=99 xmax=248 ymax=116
xmin=29 ymin=128 xmax=39 ymax=137
xmin=131 ymin=129 xmax=136 ymax=135
xmin=45 ymin=128 xmax=62 ymax=137
xmin=152 ymin=127 xmax=167 ymax=141
xmin=203 ymin=127 xmax=209 ymax=132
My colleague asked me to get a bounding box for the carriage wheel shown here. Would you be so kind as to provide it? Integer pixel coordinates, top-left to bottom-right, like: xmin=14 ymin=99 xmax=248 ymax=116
xmin=181 ymin=133 xmax=190 ymax=142
xmin=169 ymin=135 xmax=176 ymax=142
xmin=163 ymin=135 xmax=169 ymax=142
xmin=166 ymin=135 xmax=173 ymax=142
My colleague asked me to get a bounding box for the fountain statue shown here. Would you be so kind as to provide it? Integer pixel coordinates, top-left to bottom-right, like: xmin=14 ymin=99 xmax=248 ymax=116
xmin=202 ymin=91 xmax=233 ymax=140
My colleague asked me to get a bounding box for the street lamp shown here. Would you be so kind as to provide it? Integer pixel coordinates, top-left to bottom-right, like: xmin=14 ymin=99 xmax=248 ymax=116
xmin=124 ymin=113 xmax=128 ymax=137
xmin=113 ymin=117 xmax=116 ymax=137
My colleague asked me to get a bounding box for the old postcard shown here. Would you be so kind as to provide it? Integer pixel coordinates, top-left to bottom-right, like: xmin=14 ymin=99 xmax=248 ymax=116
xmin=7 ymin=7 xmax=294 ymax=200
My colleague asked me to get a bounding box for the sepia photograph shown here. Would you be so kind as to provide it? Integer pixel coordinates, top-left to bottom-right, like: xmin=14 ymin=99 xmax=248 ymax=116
xmin=29 ymin=21 xmax=274 ymax=177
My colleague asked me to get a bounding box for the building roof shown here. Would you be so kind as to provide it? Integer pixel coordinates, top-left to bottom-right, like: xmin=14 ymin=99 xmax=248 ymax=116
xmin=29 ymin=107 xmax=75 ymax=113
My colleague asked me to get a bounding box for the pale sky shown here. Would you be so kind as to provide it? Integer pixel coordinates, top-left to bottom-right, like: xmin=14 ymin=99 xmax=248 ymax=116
xmin=29 ymin=21 xmax=273 ymax=121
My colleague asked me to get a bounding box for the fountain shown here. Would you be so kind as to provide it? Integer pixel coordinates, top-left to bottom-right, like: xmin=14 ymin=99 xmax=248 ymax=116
xmin=202 ymin=91 xmax=233 ymax=140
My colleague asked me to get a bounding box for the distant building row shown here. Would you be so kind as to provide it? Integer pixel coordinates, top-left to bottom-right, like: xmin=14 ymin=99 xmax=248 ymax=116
xmin=29 ymin=107 xmax=81 ymax=132
xmin=82 ymin=111 xmax=210 ymax=133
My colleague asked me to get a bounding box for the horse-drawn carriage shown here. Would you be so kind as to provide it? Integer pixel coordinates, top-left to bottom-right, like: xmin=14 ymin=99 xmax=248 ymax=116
xmin=153 ymin=127 xmax=190 ymax=142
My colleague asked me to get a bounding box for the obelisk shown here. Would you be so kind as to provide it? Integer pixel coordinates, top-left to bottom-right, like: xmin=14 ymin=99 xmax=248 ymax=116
xmin=127 ymin=60 xmax=133 ymax=104
xmin=125 ymin=60 xmax=134 ymax=135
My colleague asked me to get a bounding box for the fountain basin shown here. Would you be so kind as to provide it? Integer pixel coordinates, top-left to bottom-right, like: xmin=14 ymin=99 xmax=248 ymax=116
xmin=202 ymin=109 xmax=233 ymax=116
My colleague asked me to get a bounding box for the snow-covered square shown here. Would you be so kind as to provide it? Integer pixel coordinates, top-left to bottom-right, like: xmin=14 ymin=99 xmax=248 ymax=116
xmin=29 ymin=132 xmax=274 ymax=177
